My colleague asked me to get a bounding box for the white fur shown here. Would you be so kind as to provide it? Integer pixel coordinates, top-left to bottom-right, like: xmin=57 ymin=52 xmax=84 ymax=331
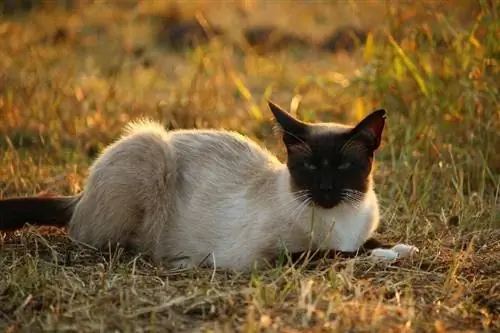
xmin=65 ymin=119 xmax=416 ymax=271
xmin=370 ymin=244 xmax=420 ymax=262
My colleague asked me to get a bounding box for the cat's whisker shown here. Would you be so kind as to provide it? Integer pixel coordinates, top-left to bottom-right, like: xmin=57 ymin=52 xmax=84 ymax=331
xmin=273 ymin=198 xmax=301 ymax=216
xmin=343 ymin=188 xmax=365 ymax=195
xmin=291 ymin=189 xmax=310 ymax=197
xmin=349 ymin=199 xmax=364 ymax=206
xmin=344 ymin=201 xmax=361 ymax=210
xmin=342 ymin=198 xmax=360 ymax=208
xmin=295 ymin=197 xmax=312 ymax=217
xmin=283 ymin=197 xmax=313 ymax=234
xmin=289 ymin=192 xmax=311 ymax=204
xmin=342 ymin=189 xmax=366 ymax=200
xmin=275 ymin=192 xmax=312 ymax=220
xmin=289 ymin=195 xmax=313 ymax=219
xmin=297 ymin=198 xmax=312 ymax=217
xmin=343 ymin=191 xmax=364 ymax=201
xmin=340 ymin=192 xmax=363 ymax=210
xmin=287 ymin=190 xmax=312 ymax=213
xmin=343 ymin=195 xmax=364 ymax=204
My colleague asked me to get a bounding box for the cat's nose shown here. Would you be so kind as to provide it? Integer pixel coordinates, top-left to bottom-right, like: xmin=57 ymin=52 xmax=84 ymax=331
xmin=319 ymin=183 xmax=334 ymax=191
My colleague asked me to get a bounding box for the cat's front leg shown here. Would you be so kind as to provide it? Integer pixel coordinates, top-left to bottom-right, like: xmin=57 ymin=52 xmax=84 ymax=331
xmin=361 ymin=237 xmax=419 ymax=262
xmin=285 ymin=238 xmax=419 ymax=266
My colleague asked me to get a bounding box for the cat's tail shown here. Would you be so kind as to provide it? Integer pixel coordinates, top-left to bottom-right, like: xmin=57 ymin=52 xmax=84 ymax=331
xmin=0 ymin=193 xmax=82 ymax=232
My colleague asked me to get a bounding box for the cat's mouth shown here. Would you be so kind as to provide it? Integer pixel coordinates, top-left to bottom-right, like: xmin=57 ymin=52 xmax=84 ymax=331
xmin=293 ymin=189 xmax=364 ymax=210
xmin=291 ymin=189 xmax=342 ymax=209
xmin=310 ymin=189 xmax=365 ymax=209
xmin=310 ymin=192 xmax=343 ymax=209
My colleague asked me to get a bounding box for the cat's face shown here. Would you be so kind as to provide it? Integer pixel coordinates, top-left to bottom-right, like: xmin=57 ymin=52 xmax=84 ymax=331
xmin=268 ymin=101 xmax=386 ymax=209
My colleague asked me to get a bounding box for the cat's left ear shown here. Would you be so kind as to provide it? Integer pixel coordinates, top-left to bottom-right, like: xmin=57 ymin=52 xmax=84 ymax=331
xmin=351 ymin=109 xmax=387 ymax=150
xmin=267 ymin=100 xmax=309 ymax=146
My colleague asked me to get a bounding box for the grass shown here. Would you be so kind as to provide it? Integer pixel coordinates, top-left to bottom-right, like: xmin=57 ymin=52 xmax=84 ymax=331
xmin=0 ymin=0 xmax=499 ymax=332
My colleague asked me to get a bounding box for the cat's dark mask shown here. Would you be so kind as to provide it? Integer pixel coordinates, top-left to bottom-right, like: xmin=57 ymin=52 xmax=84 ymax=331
xmin=268 ymin=101 xmax=386 ymax=209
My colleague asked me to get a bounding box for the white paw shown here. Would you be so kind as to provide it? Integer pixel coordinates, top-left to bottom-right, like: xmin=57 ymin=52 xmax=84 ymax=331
xmin=370 ymin=248 xmax=399 ymax=262
xmin=390 ymin=244 xmax=419 ymax=259
xmin=369 ymin=244 xmax=419 ymax=262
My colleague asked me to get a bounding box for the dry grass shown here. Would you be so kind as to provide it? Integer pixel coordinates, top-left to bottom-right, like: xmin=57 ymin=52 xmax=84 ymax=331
xmin=0 ymin=1 xmax=499 ymax=332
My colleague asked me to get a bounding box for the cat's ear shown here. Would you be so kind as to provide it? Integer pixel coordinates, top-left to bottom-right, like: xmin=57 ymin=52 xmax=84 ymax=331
xmin=268 ymin=101 xmax=309 ymax=146
xmin=351 ymin=109 xmax=386 ymax=150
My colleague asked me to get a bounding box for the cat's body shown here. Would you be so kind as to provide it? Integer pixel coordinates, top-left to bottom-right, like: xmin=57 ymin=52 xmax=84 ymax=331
xmin=0 ymin=102 xmax=418 ymax=270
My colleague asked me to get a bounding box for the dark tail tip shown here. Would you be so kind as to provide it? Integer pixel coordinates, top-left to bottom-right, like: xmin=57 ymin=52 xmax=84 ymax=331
xmin=0 ymin=195 xmax=78 ymax=232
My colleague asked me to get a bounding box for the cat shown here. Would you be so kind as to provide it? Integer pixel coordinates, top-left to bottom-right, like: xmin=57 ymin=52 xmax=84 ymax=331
xmin=0 ymin=101 xmax=419 ymax=270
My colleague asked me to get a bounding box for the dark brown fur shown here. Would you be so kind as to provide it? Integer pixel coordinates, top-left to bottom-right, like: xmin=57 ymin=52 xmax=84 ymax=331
xmin=0 ymin=195 xmax=79 ymax=231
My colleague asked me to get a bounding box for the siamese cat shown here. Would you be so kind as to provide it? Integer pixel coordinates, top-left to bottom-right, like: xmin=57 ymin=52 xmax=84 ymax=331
xmin=0 ymin=101 xmax=418 ymax=270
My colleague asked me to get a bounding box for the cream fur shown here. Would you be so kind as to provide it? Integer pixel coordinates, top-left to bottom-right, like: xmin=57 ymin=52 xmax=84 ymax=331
xmin=67 ymin=119 xmax=387 ymax=270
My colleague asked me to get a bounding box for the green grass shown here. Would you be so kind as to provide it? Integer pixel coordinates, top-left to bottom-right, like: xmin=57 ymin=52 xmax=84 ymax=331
xmin=0 ymin=1 xmax=499 ymax=332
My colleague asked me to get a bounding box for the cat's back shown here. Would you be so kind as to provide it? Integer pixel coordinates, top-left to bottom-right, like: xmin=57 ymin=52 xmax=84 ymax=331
xmin=123 ymin=119 xmax=277 ymax=164
xmin=117 ymin=119 xmax=282 ymax=195
xmin=168 ymin=128 xmax=281 ymax=170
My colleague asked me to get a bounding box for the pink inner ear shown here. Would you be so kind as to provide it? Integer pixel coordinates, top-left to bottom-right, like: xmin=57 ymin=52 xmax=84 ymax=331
xmin=365 ymin=117 xmax=385 ymax=139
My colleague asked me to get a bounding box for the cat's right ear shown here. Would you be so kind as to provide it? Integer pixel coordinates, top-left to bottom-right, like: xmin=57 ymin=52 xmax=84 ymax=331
xmin=351 ymin=108 xmax=386 ymax=150
xmin=268 ymin=101 xmax=309 ymax=146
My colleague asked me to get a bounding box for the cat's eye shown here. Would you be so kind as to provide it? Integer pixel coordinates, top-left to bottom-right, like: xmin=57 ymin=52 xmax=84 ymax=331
xmin=337 ymin=162 xmax=351 ymax=170
xmin=303 ymin=162 xmax=317 ymax=170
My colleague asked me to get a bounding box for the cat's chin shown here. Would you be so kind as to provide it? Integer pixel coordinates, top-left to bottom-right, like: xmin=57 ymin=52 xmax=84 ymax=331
xmin=310 ymin=199 xmax=342 ymax=210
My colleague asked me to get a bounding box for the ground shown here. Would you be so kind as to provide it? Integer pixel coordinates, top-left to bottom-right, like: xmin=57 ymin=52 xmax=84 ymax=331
xmin=0 ymin=1 xmax=499 ymax=332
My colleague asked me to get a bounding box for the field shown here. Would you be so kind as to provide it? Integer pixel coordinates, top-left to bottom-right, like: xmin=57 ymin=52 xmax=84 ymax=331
xmin=0 ymin=1 xmax=499 ymax=332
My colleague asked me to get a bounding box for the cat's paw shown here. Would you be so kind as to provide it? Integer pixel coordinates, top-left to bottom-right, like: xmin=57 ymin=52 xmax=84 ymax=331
xmin=369 ymin=248 xmax=399 ymax=262
xmin=369 ymin=244 xmax=419 ymax=263
xmin=390 ymin=244 xmax=419 ymax=259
